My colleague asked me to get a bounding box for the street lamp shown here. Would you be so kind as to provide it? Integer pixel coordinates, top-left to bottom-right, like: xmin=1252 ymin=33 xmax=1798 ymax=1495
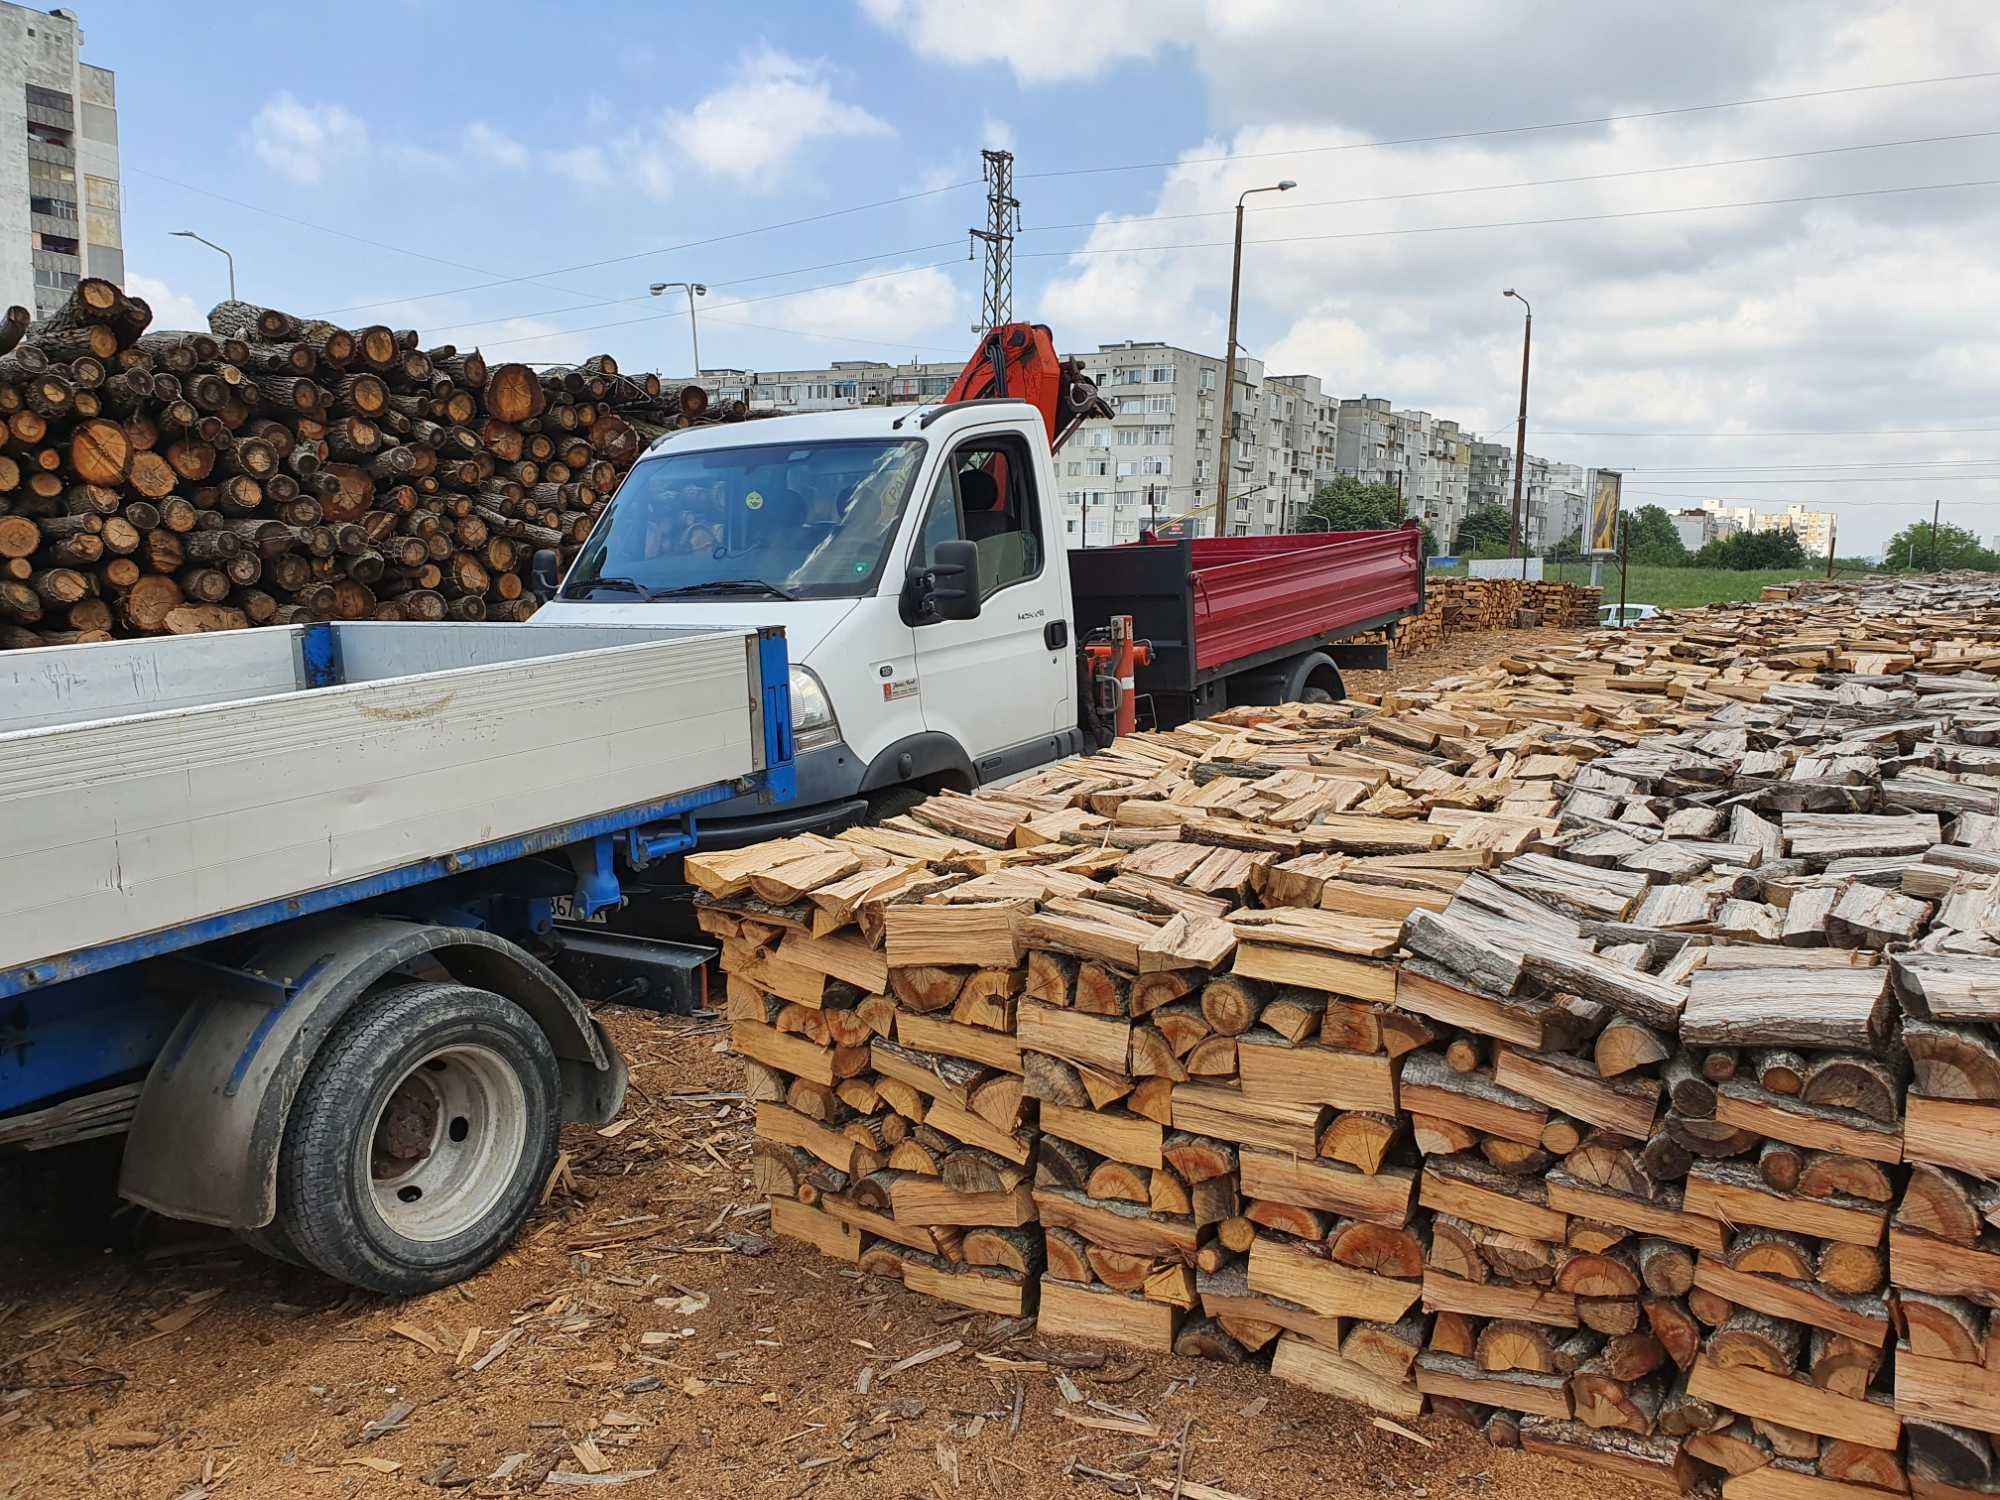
xmin=1502 ymin=288 xmax=1532 ymax=570
xmin=171 ymin=230 xmax=234 ymax=300
xmin=1212 ymin=180 xmax=1296 ymax=539
xmin=649 ymin=281 xmax=707 ymax=377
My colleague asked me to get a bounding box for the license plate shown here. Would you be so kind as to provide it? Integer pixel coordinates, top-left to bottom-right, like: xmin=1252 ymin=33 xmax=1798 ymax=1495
xmin=551 ymin=896 xmax=608 ymax=925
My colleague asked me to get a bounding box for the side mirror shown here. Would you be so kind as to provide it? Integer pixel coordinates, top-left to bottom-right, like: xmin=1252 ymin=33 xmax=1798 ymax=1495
xmin=531 ymin=548 xmax=561 ymax=598
xmin=928 ymin=539 xmax=981 ymax=620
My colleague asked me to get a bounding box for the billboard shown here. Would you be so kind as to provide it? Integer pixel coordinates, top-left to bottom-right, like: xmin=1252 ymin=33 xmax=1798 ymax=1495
xmin=1587 ymin=469 xmax=1623 ymax=556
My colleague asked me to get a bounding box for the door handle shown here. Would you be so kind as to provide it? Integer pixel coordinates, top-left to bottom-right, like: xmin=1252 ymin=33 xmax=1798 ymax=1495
xmin=1044 ymin=621 xmax=1068 ymax=650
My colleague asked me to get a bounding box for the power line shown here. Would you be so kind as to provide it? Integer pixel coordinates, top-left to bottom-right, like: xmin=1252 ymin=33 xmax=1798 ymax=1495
xmin=1019 ymin=129 xmax=2000 ymax=234
xmin=1017 ymin=177 xmax=2000 ymax=262
xmin=421 ymin=241 xmax=965 ymax=340
xmin=1017 ymin=69 xmax=2000 ymax=181
xmin=1534 ymin=425 xmax=2000 ymax=437
xmin=1624 ymin=488 xmax=1989 ymax=507
xmin=1625 ymin=459 xmax=2000 ymax=473
xmin=128 ymin=165 xmax=610 ymax=308
xmin=311 ymin=179 xmax=981 ymax=319
xmin=477 ymin=260 xmax=967 ymax=349
xmin=1623 ymin=474 xmax=2000 ymax=485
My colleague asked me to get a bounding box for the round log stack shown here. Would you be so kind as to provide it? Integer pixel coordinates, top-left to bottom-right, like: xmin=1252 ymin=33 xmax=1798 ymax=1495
xmin=0 ymin=282 xmax=748 ymax=650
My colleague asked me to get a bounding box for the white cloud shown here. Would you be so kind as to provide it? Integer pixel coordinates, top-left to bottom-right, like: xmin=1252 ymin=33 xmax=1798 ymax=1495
xmin=729 ymin=264 xmax=960 ymax=343
xmin=123 ymin=273 xmax=205 ymax=334
xmin=463 ymin=122 xmax=530 ymax=170
xmin=546 ymin=145 xmax=614 ymax=192
xmin=982 ymin=1 xmax=2000 ymax=551
xmin=666 ymin=48 xmax=892 ymax=182
xmin=251 ymin=94 xmax=367 ymax=184
xmin=859 ymin=0 xmax=1197 ymax=83
xmin=529 ymin=49 xmax=891 ymax=202
xmin=981 ymin=117 xmax=1016 ymax=152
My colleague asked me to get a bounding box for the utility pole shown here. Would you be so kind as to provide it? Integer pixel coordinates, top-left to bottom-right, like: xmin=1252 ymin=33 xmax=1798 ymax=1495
xmin=1825 ymin=521 xmax=1836 ymax=579
xmin=1213 ymin=180 xmax=1297 ymax=540
xmin=969 ymin=150 xmax=1019 ymax=333
xmin=1930 ymin=496 xmax=1941 ymax=572
xmin=1503 ymin=289 xmax=1532 ymax=576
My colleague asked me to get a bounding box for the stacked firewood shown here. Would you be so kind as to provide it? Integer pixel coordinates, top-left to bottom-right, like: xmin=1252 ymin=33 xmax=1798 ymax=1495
xmin=725 ymin=577 xmax=2000 ymax=1498
xmin=0 ymin=281 xmax=747 ymax=649
xmin=1373 ymin=577 xmax=1602 ymax=657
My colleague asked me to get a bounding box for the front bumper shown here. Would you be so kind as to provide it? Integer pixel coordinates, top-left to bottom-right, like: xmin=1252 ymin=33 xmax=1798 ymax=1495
xmin=696 ymin=739 xmax=870 ymax=850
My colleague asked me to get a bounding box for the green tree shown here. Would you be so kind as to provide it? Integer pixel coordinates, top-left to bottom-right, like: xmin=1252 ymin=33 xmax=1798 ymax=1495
xmin=1883 ymin=521 xmax=2000 ymax=572
xmin=1545 ymin=528 xmax=1584 ymax=563
xmin=1624 ymin=505 xmax=1691 ymax=566
xmin=1453 ymin=503 xmax=1513 ymax=556
xmin=1306 ymin=477 xmax=1405 ymax=532
xmin=1693 ymin=528 xmax=1809 ymax=570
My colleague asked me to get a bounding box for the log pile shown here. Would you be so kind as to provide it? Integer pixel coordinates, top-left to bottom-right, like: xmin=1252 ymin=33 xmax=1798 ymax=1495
xmin=1381 ymin=577 xmax=1602 ymax=657
xmin=0 ymin=282 xmax=749 ymax=649
xmin=727 ymin=578 xmax=2000 ymax=1497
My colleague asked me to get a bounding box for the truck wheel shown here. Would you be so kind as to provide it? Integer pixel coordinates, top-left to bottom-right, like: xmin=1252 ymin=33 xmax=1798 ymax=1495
xmin=865 ymin=784 xmax=928 ymax=824
xmin=274 ymin=981 xmax=559 ymax=1295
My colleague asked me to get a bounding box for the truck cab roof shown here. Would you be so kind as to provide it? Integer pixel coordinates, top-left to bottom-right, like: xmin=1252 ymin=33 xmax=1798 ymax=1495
xmin=643 ymin=400 xmax=1045 ymax=458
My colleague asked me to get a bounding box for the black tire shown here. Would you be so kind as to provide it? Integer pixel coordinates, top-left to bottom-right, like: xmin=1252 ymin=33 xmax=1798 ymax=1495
xmin=235 ymin=1220 xmax=310 ymax=1269
xmin=1298 ymin=685 xmax=1334 ymax=704
xmin=864 ymin=784 xmax=928 ymax=824
xmin=274 ymin=981 xmax=559 ymax=1295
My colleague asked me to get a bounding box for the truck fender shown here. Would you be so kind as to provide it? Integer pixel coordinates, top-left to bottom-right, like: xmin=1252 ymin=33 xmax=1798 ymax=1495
xmin=857 ymin=731 xmax=975 ymax=794
xmin=118 ymin=914 xmax=625 ymax=1231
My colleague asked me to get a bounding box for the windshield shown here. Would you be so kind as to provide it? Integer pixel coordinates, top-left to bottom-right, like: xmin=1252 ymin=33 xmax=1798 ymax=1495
xmin=561 ymin=437 xmax=927 ymax=601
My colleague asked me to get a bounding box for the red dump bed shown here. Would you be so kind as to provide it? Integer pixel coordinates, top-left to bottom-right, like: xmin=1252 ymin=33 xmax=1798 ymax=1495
xmin=1066 ymin=527 xmax=1426 ymax=692
xmin=1182 ymin=531 xmax=1424 ymax=674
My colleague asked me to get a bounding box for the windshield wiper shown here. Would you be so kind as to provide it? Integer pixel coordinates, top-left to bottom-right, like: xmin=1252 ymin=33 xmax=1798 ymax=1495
xmin=648 ymin=579 xmax=799 ymax=601
xmin=566 ymin=576 xmax=659 ymax=599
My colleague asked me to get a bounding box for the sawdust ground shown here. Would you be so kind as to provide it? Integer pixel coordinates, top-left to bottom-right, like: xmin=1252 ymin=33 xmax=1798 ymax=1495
xmin=0 ymin=626 xmax=1641 ymax=1500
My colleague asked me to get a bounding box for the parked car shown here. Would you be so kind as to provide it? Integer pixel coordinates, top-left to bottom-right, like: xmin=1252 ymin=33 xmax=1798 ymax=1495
xmin=1598 ymin=603 xmax=1663 ymax=627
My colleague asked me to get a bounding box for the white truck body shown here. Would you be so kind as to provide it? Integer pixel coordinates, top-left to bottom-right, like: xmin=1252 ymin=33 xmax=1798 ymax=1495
xmin=531 ymin=402 xmax=1082 ymax=838
xmin=0 ymin=620 xmax=770 ymax=975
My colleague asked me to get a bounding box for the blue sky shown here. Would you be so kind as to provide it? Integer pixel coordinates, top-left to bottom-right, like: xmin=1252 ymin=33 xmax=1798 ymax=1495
xmin=90 ymin=0 xmax=2000 ymax=552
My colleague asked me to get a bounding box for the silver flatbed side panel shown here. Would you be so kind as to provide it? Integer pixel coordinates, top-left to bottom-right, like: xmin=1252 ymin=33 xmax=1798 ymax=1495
xmin=0 ymin=620 xmax=741 ymax=736
xmin=1 ymin=627 xmax=761 ymax=974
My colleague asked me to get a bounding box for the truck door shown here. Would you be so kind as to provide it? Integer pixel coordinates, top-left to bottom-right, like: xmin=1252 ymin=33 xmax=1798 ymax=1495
xmin=908 ymin=428 xmax=1072 ymax=778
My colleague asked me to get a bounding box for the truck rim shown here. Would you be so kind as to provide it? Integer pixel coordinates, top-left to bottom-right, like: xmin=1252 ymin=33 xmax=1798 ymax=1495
xmin=367 ymin=1044 xmax=529 ymax=1242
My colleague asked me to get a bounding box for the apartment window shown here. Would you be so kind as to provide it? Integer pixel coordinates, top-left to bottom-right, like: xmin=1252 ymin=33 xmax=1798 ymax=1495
xmin=33 ymin=268 xmax=79 ymax=290
xmin=1083 ymin=429 xmax=1111 ymax=449
xmin=1149 ymin=366 xmax=1175 ymax=383
xmin=1142 ymin=456 xmax=1173 ymax=477
xmin=1116 ymin=461 xmax=1138 ymax=478
xmin=1118 ymin=396 xmax=1146 ymax=415
xmin=1116 ymin=429 xmax=1141 ymax=446
xmin=1118 ymin=368 xmax=1143 ymax=385
xmin=1065 ymin=461 xmax=1082 ymax=477
xmin=1198 ymin=369 xmax=1216 ymax=391
xmin=1144 ymin=426 xmax=1171 ymax=446
xmin=1147 ymin=395 xmax=1173 ymax=415
xmin=29 ymin=195 xmax=76 ymax=221
xmin=33 ymin=233 xmax=79 ymax=256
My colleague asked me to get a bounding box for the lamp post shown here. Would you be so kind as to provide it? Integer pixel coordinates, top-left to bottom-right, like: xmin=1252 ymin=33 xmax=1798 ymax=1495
xmin=1502 ymin=288 xmax=1532 ymax=572
xmin=649 ymin=281 xmax=707 ymax=377
xmin=1212 ymin=180 xmax=1296 ymax=539
xmin=171 ymin=230 xmax=234 ymax=300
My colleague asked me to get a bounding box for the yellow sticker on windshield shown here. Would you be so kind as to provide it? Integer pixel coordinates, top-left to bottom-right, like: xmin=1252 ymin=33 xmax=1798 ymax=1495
xmin=744 ymin=490 xmax=765 ymax=510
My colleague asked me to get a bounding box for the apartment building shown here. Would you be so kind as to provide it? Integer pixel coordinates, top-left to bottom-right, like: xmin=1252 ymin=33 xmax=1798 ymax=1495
xmin=1714 ymin=502 xmax=1835 ymax=556
xmin=1330 ymin=399 xmax=1470 ymax=539
xmin=0 ymin=4 xmax=120 ymax=319
xmin=1062 ymin=340 xmax=1224 ymax=545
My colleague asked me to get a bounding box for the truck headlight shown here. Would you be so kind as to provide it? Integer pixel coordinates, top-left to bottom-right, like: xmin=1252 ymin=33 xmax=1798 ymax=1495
xmin=789 ymin=666 xmax=841 ymax=752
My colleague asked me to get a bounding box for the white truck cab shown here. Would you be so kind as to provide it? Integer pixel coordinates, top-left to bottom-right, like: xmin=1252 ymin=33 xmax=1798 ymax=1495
xmin=531 ymin=400 xmax=1086 ymax=843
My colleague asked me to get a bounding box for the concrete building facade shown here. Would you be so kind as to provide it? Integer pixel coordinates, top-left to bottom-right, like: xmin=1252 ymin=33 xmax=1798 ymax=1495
xmin=1713 ymin=502 xmax=1836 ymax=556
xmin=0 ymin=4 xmax=120 ymax=319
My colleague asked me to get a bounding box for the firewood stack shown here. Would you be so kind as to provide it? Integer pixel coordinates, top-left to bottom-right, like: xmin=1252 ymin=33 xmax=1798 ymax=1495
xmin=1374 ymin=577 xmax=1602 ymax=658
xmin=0 ymin=282 xmax=752 ymax=649
xmin=726 ymin=583 xmax=1999 ymax=1496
